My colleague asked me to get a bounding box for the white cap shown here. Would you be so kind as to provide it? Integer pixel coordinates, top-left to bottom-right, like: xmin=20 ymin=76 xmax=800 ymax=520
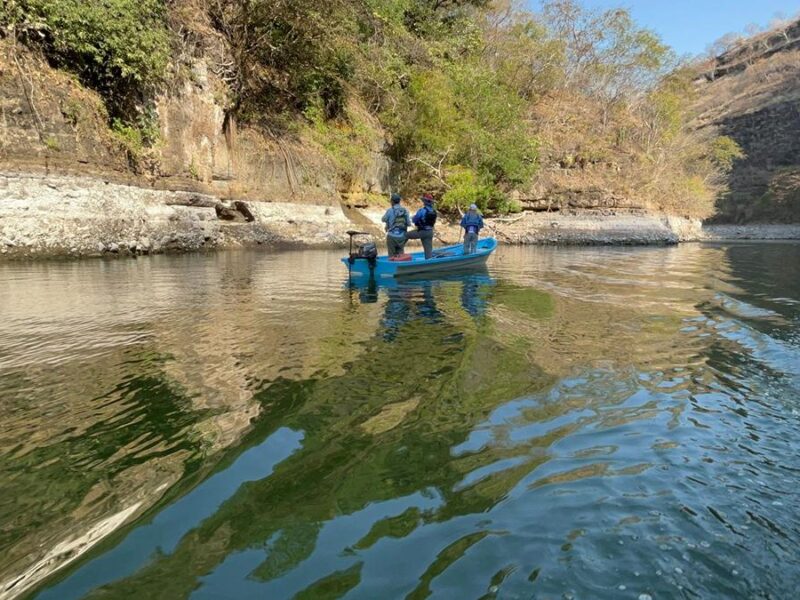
xmin=469 ymin=203 xmax=478 ymax=210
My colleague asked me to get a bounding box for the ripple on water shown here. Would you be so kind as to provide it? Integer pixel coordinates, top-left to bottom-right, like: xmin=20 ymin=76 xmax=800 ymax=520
xmin=0 ymin=243 xmax=799 ymax=599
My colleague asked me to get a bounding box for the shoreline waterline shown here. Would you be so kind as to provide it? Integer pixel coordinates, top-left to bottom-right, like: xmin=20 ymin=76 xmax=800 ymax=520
xmin=2 ymin=172 xmax=799 ymax=261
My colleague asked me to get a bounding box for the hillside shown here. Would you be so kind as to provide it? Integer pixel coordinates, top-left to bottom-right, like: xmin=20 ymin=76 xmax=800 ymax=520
xmin=693 ymin=18 xmax=800 ymax=223
xmin=1 ymin=1 xmax=737 ymax=207
xmin=2 ymin=1 xmax=796 ymax=258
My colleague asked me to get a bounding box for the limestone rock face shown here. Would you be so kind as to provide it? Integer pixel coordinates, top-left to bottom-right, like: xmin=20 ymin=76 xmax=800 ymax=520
xmin=518 ymin=188 xmax=645 ymax=212
xmin=0 ymin=172 xmax=356 ymax=259
xmin=693 ymin=19 xmax=800 ymax=223
xmin=0 ymin=43 xmax=395 ymax=206
xmin=0 ymin=44 xmax=129 ymax=177
xmin=155 ymin=69 xmax=341 ymax=203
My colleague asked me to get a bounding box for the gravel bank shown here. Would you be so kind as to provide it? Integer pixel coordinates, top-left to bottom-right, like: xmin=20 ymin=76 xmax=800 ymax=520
xmin=485 ymin=212 xmax=703 ymax=245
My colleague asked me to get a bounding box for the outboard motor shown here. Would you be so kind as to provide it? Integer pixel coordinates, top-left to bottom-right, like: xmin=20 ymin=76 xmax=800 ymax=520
xmin=357 ymin=241 xmax=378 ymax=259
xmin=347 ymin=231 xmax=378 ymax=274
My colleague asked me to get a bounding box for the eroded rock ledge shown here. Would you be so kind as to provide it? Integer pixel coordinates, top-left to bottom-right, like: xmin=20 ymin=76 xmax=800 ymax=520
xmin=2 ymin=172 xmax=798 ymax=260
xmin=0 ymin=172 xmax=351 ymax=258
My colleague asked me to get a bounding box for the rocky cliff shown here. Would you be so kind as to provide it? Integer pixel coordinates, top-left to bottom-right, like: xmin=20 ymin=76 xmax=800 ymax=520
xmin=693 ymin=19 xmax=800 ymax=223
xmin=0 ymin=41 xmax=391 ymax=202
xmin=2 ymin=24 xmax=800 ymax=261
xmin=0 ymin=39 xmax=707 ymax=257
xmin=0 ymin=39 xmax=404 ymax=256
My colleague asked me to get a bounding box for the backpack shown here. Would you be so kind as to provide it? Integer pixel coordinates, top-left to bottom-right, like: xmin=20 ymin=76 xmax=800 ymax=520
xmin=415 ymin=206 xmax=437 ymax=229
xmin=389 ymin=206 xmax=409 ymax=233
xmin=424 ymin=206 xmax=437 ymax=227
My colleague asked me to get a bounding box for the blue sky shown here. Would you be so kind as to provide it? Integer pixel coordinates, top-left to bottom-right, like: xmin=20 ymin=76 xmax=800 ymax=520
xmin=531 ymin=0 xmax=800 ymax=57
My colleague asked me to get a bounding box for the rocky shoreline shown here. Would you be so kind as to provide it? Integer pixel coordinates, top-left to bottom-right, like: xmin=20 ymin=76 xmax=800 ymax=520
xmin=0 ymin=172 xmax=351 ymax=259
xmin=1 ymin=172 xmax=798 ymax=260
xmin=698 ymin=224 xmax=800 ymax=241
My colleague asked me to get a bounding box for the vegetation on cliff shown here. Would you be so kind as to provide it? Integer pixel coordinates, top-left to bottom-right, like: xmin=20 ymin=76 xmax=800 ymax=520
xmin=2 ymin=0 xmax=169 ymax=117
xmin=1 ymin=0 xmax=742 ymax=217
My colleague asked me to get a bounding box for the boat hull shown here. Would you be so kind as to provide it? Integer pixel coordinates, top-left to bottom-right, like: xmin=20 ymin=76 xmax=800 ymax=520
xmin=343 ymin=237 xmax=498 ymax=279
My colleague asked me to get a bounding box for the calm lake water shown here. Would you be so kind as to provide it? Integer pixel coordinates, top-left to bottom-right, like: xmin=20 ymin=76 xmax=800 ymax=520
xmin=1 ymin=243 xmax=799 ymax=600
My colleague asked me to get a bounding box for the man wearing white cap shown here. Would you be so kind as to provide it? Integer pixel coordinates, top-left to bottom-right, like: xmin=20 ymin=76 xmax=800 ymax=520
xmin=460 ymin=203 xmax=484 ymax=254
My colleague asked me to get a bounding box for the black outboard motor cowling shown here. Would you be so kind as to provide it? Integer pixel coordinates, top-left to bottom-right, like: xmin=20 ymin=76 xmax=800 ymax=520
xmin=357 ymin=242 xmax=378 ymax=259
xmin=346 ymin=231 xmax=378 ymax=274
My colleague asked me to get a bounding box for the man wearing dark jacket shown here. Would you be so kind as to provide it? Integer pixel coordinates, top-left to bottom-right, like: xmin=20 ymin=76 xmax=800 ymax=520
xmin=406 ymin=194 xmax=437 ymax=259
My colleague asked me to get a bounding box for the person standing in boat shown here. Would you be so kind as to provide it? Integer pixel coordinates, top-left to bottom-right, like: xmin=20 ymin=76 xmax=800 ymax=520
xmin=406 ymin=193 xmax=437 ymax=259
xmin=381 ymin=193 xmax=411 ymax=257
xmin=460 ymin=203 xmax=484 ymax=254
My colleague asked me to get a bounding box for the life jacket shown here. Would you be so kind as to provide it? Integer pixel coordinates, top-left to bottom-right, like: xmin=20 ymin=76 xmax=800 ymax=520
xmin=415 ymin=206 xmax=437 ymax=230
xmin=388 ymin=206 xmax=409 ymax=235
xmin=462 ymin=213 xmax=482 ymax=234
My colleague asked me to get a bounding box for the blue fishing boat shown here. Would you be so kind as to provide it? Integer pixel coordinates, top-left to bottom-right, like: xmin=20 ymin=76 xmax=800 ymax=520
xmin=343 ymin=233 xmax=497 ymax=279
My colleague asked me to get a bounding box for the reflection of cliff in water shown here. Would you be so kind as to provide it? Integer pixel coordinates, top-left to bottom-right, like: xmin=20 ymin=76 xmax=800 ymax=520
xmin=38 ymin=272 xmax=554 ymax=599
xmin=0 ymin=251 xmax=384 ymax=598
xmin=39 ymin=258 xmax=734 ymax=599
xmin=693 ymin=243 xmax=800 ymax=398
xmin=2 ymin=245 xmax=770 ymax=599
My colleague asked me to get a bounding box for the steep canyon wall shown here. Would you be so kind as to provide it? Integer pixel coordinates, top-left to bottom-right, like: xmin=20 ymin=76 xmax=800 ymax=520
xmin=0 ymin=44 xmax=391 ymax=203
xmin=693 ymin=19 xmax=800 ymax=223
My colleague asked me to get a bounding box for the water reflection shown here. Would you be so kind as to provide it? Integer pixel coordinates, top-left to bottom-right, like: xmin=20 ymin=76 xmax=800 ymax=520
xmin=0 ymin=244 xmax=798 ymax=599
xmin=33 ymin=268 xmax=548 ymax=600
xmin=347 ymin=273 xmax=494 ymax=340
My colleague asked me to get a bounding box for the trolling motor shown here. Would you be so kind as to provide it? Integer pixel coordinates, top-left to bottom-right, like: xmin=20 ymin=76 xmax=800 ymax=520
xmin=346 ymin=230 xmax=378 ymax=276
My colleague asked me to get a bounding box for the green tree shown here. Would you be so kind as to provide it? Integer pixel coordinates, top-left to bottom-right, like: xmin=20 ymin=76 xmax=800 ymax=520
xmin=206 ymin=0 xmax=361 ymax=122
xmin=7 ymin=0 xmax=170 ymax=116
xmin=711 ymin=136 xmax=745 ymax=171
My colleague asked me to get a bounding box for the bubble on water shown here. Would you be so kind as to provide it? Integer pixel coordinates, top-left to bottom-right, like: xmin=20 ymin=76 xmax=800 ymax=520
xmin=732 ymin=570 xmax=739 ymax=576
xmin=682 ymin=553 xmax=690 ymax=561
xmin=700 ymin=541 xmax=711 ymax=548
xmin=618 ymin=585 xmax=627 ymax=591
xmin=634 ymin=571 xmax=640 ymax=577
xmin=656 ymin=570 xmax=662 ymax=576
xmin=619 ymin=540 xmax=625 ymax=545
xmin=639 ymin=595 xmax=653 ymax=600
xmin=675 ymin=567 xmax=684 ymax=574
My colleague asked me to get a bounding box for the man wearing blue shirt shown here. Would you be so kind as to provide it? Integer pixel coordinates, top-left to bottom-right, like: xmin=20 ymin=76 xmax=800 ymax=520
xmin=406 ymin=194 xmax=437 ymax=259
xmin=381 ymin=193 xmax=410 ymax=257
xmin=460 ymin=203 xmax=484 ymax=254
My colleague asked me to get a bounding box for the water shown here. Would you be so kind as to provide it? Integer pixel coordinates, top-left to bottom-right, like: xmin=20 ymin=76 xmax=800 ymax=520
xmin=1 ymin=243 xmax=799 ymax=600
